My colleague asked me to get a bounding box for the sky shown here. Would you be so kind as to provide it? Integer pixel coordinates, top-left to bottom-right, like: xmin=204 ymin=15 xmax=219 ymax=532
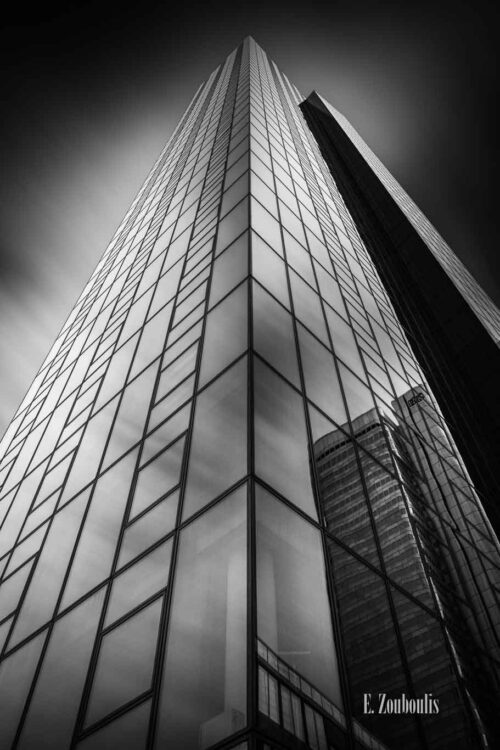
xmin=0 ymin=0 xmax=499 ymax=437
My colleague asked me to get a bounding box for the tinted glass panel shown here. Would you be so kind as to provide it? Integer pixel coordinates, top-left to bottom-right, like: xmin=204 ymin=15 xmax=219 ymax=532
xmin=18 ymin=590 xmax=105 ymax=749
xmin=156 ymin=488 xmax=246 ymax=749
xmin=256 ymin=487 xmax=342 ymax=705
xmin=105 ymin=539 xmax=172 ymax=626
xmin=61 ymin=451 xmax=137 ymax=608
xmin=77 ymin=701 xmax=150 ymax=750
xmin=183 ymin=359 xmax=247 ymax=520
xmin=254 ymin=359 xmax=316 ymax=518
xmin=86 ymin=598 xmax=162 ymax=726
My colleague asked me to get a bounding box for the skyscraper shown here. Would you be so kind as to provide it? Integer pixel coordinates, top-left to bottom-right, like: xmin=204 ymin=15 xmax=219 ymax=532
xmin=0 ymin=36 xmax=499 ymax=750
xmin=300 ymin=92 xmax=500 ymax=538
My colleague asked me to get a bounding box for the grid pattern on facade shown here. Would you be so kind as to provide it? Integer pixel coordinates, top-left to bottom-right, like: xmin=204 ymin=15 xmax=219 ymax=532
xmin=310 ymin=95 xmax=500 ymax=344
xmin=0 ymin=37 xmax=499 ymax=750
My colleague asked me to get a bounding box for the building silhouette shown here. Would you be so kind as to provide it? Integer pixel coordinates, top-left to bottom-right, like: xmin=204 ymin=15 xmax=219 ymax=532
xmin=0 ymin=37 xmax=499 ymax=750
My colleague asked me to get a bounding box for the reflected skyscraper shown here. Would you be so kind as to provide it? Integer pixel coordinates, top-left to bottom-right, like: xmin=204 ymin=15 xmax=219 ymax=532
xmin=314 ymin=392 xmax=500 ymax=749
xmin=0 ymin=37 xmax=499 ymax=750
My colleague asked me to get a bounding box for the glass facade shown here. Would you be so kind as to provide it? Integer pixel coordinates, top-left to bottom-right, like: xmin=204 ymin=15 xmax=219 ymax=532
xmin=0 ymin=37 xmax=499 ymax=750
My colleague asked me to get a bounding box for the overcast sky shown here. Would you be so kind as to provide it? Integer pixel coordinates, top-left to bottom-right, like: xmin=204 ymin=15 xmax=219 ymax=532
xmin=0 ymin=0 xmax=499 ymax=437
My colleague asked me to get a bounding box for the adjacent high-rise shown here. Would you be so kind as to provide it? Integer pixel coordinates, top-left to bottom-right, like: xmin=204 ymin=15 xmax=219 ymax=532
xmin=0 ymin=37 xmax=499 ymax=750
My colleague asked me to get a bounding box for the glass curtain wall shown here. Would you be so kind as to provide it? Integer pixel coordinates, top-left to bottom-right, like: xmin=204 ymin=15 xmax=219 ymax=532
xmin=0 ymin=36 xmax=498 ymax=750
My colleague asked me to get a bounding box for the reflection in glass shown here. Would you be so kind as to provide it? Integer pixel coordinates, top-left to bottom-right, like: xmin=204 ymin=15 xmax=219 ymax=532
xmin=4 ymin=523 xmax=46 ymax=578
xmin=17 ymin=590 xmax=105 ymax=749
xmin=289 ymin=271 xmax=328 ymax=345
xmin=326 ymin=307 xmax=365 ymax=380
xmin=60 ymin=400 xmax=118 ymax=504
xmin=86 ymin=598 xmax=162 ymax=726
xmin=130 ymin=438 xmax=184 ymax=520
xmin=313 ymin=418 xmax=379 ymax=567
xmin=199 ymin=283 xmax=247 ymax=387
xmin=283 ymin=231 xmax=315 ymax=287
xmin=215 ymin=199 xmax=248 ymax=254
xmin=0 ymin=561 xmax=32 ymax=622
xmin=150 ymin=374 xmax=195 ymax=431
xmin=256 ymin=486 xmax=342 ymax=704
xmin=118 ymin=491 xmax=178 ymax=568
xmin=11 ymin=491 xmax=88 ymax=646
xmin=104 ymin=366 xmax=156 ymax=467
xmin=253 ymin=282 xmax=300 ymax=388
xmin=338 ymin=364 xmax=375 ymax=422
xmin=130 ymin=306 xmax=173 ymax=379
xmin=77 ymin=700 xmax=150 ymax=750
xmin=254 ymin=359 xmax=316 ymax=518
xmin=251 ymin=233 xmax=289 ymax=308
xmin=221 ymin=173 xmax=249 ymax=219
xmin=0 ymin=632 xmax=45 ymax=750
xmin=392 ymin=588 xmax=472 ymax=748
xmin=252 ymin=198 xmax=282 ymax=253
xmin=327 ymin=544 xmax=410 ymax=747
xmin=0 ymin=461 xmax=47 ymax=558
xmin=251 ymin=171 xmax=278 ymax=217
xmin=183 ymin=359 xmax=247 ymax=520
xmin=105 ymin=539 xmax=172 ymax=626
xmin=156 ymin=343 xmax=198 ymax=404
xmin=141 ymin=404 xmax=190 ymax=464
xmin=61 ymin=451 xmax=137 ymax=609
xmin=156 ymin=488 xmax=247 ymax=749
xmin=0 ymin=616 xmax=13 ymax=653
xmin=210 ymin=232 xmax=248 ymax=304
xmin=298 ymin=326 xmax=346 ymax=426
xmin=94 ymin=335 xmax=137 ymax=412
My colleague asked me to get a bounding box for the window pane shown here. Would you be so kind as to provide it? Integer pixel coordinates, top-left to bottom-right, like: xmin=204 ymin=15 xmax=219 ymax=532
xmin=86 ymin=598 xmax=162 ymax=726
xmin=215 ymin=199 xmax=248 ymax=253
xmin=312 ymin=417 xmax=379 ymax=566
xmin=252 ymin=198 xmax=282 ymax=253
xmin=0 ymin=560 xmax=32 ymax=622
xmin=60 ymin=400 xmax=119 ymax=504
xmin=77 ymin=700 xmax=150 ymax=750
xmin=0 ymin=461 xmax=48 ymax=557
xmin=338 ymin=364 xmax=375 ymax=422
xmin=210 ymin=232 xmax=248 ymax=305
xmin=104 ymin=366 xmax=157 ymax=467
xmin=256 ymin=487 xmax=342 ymax=705
xmin=289 ymin=272 xmax=328 ymax=345
xmin=326 ymin=307 xmax=365 ymax=380
xmin=118 ymin=491 xmax=178 ymax=568
xmin=130 ymin=304 xmax=173 ymax=379
xmin=130 ymin=438 xmax=184 ymax=520
xmin=18 ymin=590 xmax=105 ymax=749
xmin=142 ymin=403 xmax=190 ymax=465
xmin=251 ymin=233 xmax=289 ymax=308
xmin=183 ymin=359 xmax=247 ymax=520
xmin=329 ymin=544 xmax=408 ymax=735
xmin=156 ymin=488 xmax=247 ymax=749
xmin=61 ymin=451 xmax=137 ymax=609
xmin=105 ymin=539 xmax=173 ymax=626
xmin=283 ymin=230 xmax=315 ymax=287
xmin=0 ymin=632 xmax=45 ymax=750
xmin=199 ymin=283 xmax=248 ymax=387
xmin=253 ymin=282 xmax=300 ymax=388
xmin=10 ymin=491 xmax=88 ymax=647
xmin=150 ymin=374 xmax=195 ymax=430
xmin=156 ymin=343 xmax=198 ymax=403
xmin=298 ymin=325 xmax=346 ymax=426
xmin=94 ymin=336 xmax=137 ymax=411
xmin=315 ymin=263 xmax=347 ymax=318
xmin=254 ymin=359 xmax=316 ymax=518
